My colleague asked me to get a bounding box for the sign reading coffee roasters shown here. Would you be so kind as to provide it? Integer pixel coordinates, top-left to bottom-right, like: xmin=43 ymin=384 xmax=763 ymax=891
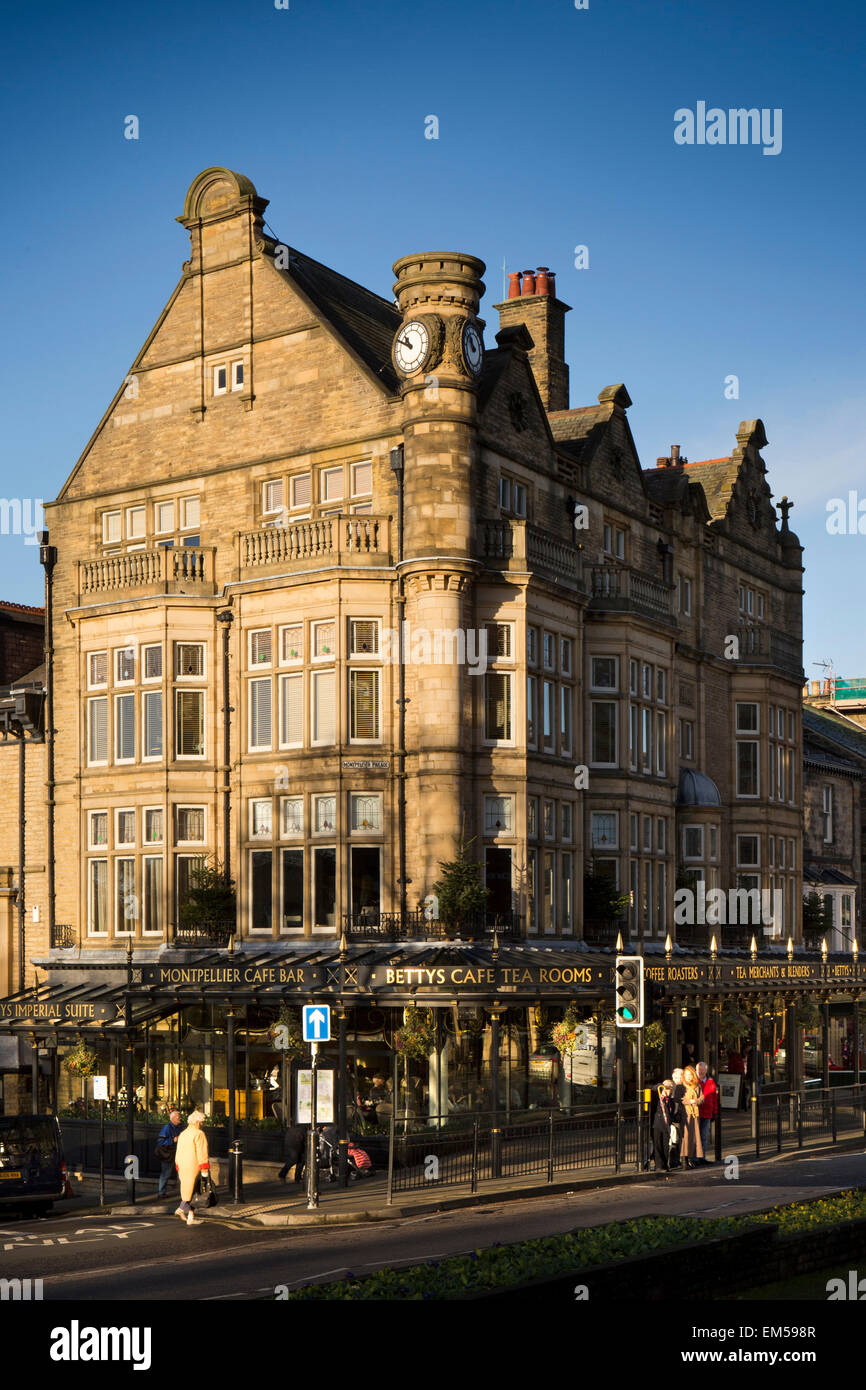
xmin=368 ymin=962 xmax=610 ymax=993
xmin=644 ymin=960 xmax=865 ymax=990
xmin=0 ymin=1000 xmax=115 ymax=1023
xmin=139 ymin=963 xmax=322 ymax=989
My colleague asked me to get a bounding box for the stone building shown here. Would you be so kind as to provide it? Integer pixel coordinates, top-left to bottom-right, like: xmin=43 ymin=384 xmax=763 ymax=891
xmin=801 ymin=703 xmax=866 ymax=950
xmin=0 ymin=166 xmax=830 ymax=1128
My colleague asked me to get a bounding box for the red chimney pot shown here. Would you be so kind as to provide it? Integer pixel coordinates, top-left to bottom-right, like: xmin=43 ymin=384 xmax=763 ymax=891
xmin=535 ymin=267 xmax=550 ymax=295
xmin=507 ymin=271 xmax=522 ymax=299
xmin=521 ymin=269 xmax=536 ymax=296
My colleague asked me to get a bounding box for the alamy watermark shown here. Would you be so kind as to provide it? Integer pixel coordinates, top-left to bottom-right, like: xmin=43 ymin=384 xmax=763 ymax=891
xmin=674 ymin=103 xmax=782 ymax=156
xmin=674 ymin=883 xmax=782 ymax=927
xmin=377 ymin=623 xmax=489 ymax=673
xmin=0 ymin=498 xmax=44 ymax=545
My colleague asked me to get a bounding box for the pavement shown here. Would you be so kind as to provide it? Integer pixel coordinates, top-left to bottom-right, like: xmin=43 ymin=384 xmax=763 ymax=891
xmin=55 ymin=1105 xmax=866 ymax=1228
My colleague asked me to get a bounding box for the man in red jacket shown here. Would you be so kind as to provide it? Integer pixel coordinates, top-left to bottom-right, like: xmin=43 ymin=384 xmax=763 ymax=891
xmin=696 ymin=1062 xmax=718 ymax=1163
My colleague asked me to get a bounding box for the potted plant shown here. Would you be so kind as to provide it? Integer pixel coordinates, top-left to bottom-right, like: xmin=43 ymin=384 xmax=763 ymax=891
xmin=432 ymin=838 xmax=489 ymax=939
xmin=178 ymin=859 xmax=237 ymax=943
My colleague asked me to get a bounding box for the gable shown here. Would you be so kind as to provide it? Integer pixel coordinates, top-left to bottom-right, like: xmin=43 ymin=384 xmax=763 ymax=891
xmin=58 ymin=198 xmax=403 ymax=505
xmin=478 ymin=347 xmax=558 ymax=470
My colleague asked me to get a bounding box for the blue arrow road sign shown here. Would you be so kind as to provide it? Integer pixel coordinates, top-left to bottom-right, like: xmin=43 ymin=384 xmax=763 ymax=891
xmin=302 ymin=1004 xmax=331 ymax=1043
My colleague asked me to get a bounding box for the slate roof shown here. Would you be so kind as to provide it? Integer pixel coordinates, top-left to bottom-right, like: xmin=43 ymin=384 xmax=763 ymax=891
xmin=641 ymin=457 xmax=739 ymax=521
xmin=278 ymin=244 xmax=402 ymax=395
xmin=802 ymin=705 xmax=866 ymax=766
xmin=548 ymin=406 xmax=609 ymax=464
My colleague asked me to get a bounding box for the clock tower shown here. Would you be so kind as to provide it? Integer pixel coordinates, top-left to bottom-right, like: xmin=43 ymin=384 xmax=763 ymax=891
xmin=391 ymin=252 xmax=487 ymax=895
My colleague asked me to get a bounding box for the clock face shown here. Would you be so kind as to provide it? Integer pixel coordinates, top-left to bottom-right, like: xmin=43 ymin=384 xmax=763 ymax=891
xmin=393 ymin=320 xmax=431 ymax=375
xmin=462 ymin=320 xmax=484 ymax=376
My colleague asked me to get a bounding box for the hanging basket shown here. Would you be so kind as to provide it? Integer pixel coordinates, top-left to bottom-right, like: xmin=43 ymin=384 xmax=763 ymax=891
xmin=267 ymin=1004 xmax=306 ymax=1061
xmin=394 ymin=1007 xmax=437 ymax=1061
xmin=64 ymin=1042 xmax=100 ymax=1078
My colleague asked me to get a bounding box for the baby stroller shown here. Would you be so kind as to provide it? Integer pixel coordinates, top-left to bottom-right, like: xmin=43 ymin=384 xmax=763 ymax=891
xmin=317 ymin=1126 xmax=374 ymax=1182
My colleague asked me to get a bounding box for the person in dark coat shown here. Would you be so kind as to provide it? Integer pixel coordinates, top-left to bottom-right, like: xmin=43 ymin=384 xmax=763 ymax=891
xmin=668 ymin=1067 xmax=685 ymax=1168
xmin=155 ymin=1108 xmax=182 ymax=1199
xmin=652 ymin=1081 xmax=677 ymax=1172
xmin=277 ymin=1124 xmax=308 ymax=1184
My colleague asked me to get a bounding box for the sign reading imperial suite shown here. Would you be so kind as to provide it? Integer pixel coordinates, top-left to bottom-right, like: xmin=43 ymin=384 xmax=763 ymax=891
xmin=0 ymin=1001 xmax=115 ymax=1023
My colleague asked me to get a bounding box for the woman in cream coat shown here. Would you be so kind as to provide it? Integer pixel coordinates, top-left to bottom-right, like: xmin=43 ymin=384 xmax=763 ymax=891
xmin=680 ymin=1066 xmax=704 ymax=1170
xmin=175 ymin=1111 xmax=210 ymax=1226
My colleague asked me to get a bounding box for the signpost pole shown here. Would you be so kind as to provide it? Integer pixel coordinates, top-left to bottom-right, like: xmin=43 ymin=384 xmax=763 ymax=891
xmin=635 ymin=1027 xmax=644 ymax=1171
xmin=711 ymin=1003 xmax=722 ymax=1162
xmin=307 ymin=1041 xmax=319 ymax=1210
xmin=99 ymin=1097 xmax=105 ymax=1206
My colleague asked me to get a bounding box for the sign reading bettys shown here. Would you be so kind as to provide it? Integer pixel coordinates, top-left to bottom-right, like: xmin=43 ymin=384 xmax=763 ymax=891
xmin=0 ymin=1000 xmax=116 ymax=1023
xmin=367 ymin=962 xmax=610 ymax=993
xmin=139 ymin=963 xmax=322 ymax=989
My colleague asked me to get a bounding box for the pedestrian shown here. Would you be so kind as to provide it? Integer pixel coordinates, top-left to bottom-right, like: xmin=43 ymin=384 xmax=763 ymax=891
xmin=696 ymin=1063 xmax=718 ymax=1164
xmin=277 ymin=1124 xmax=308 ymax=1185
xmin=727 ymin=1048 xmax=747 ymax=1109
xmin=680 ymin=1065 xmax=704 ymax=1169
xmin=682 ymin=1041 xmax=697 ymax=1070
xmin=669 ymin=1067 xmax=685 ymax=1168
xmin=652 ymin=1080 xmax=677 ymax=1173
xmin=155 ymin=1107 xmax=182 ymax=1199
xmin=174 ymin=1110 xmax=210 ymax=1226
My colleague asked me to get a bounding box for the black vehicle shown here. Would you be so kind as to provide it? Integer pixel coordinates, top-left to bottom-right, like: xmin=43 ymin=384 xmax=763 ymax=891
xmin=0 ymin=1115 xmax=67 ymax=1214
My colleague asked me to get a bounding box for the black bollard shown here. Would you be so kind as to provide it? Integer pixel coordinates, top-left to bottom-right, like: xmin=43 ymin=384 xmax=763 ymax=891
xmin=229 ymin=1139 xmax=245 ymax=1204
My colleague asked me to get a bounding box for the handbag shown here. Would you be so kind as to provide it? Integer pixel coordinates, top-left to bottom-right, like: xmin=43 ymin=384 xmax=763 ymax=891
xmin=155 ymin=1142 xmax=173 ymax=1160
xmin=199 ymin=1172 xmax=219 ymax=1208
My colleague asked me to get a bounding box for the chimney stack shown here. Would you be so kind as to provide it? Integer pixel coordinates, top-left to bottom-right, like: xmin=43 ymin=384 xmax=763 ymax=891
xmin=495 ymin=265 xmax=571 ymax=412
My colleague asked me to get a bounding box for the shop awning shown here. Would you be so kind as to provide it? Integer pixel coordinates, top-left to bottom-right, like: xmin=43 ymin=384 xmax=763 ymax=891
xmin=0 ymin=978 xmax=174 ymax=1034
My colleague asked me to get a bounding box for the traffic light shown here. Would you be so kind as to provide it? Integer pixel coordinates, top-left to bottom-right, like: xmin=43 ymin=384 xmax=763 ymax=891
xmin=615 ymin=955 xmax=644 ymax=1028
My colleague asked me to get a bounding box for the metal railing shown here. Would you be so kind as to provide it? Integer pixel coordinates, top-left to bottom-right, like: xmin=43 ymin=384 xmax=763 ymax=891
xmin=753 ymin=1084 xmax=866 ymax=1157
xmin=385 ymin=1083 xmax=866 ymax=1201
xmin=50 ymin=922 xmax=76 ymax=950
xmin=342 ymin=910 xmax=523 ymax=941
xmin=170 ymin=918 xmax=235 ymax=949
xmin=386 ymin=1102 xmax=643 ymax=1200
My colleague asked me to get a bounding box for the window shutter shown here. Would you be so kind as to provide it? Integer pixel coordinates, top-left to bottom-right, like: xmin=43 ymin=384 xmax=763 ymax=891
xmin=250 ymin=681 xmax=271 ymax=750
xmin=292 ymin=472 xmax=312 ymax=508
xmin=144 ymin=691 xmax=163 ymax=758
xmin=116 ymin=695 xmax=135 ymax=760
xmin=313 ymin=670 xmax=335 ymax=743
xmin=177 ymin=691 xmax=204 ymax=756
xmin=250 ymin=679 xmax=272 ymax=748
xmin=281 ymin=674 xmax=303 ymax=745
xmin=350 ymin=670 xmax=379 ymax=739
xmin=89 ymin=699 xmax=108 ymax=763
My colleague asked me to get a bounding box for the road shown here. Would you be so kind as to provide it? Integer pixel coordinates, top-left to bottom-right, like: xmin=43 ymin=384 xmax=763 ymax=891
xmin=3 ymin=1148 xmax=864 ymax=1300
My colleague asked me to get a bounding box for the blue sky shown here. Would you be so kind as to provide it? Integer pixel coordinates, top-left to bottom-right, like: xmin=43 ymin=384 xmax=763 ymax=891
xmin=1 ymin=0 xmax=863 ymax=678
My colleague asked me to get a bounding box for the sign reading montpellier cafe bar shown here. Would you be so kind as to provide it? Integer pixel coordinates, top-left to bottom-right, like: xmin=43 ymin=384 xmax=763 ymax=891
xmin=139 ymin=961 xmax=322 ymax=989
xmin=367 ymin=960 xmax=610 ymax=994
xmin=0 ymin=999 xmax=116 ymax=1023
